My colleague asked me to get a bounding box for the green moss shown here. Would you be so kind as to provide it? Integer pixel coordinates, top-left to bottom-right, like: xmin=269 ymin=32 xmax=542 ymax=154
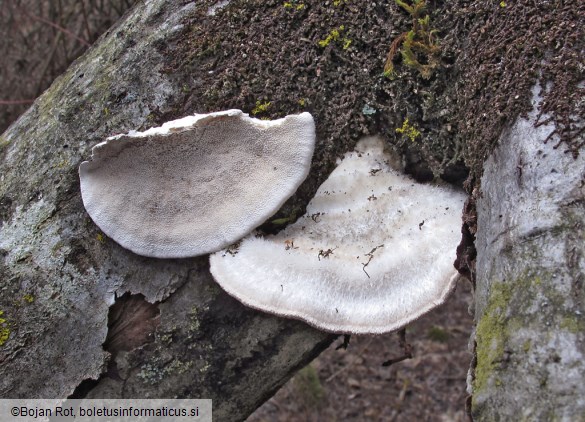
xmin=294 ymin=364 xmax=325 ymax=409
xmin=22 ymin=294 xmax=34 ymax=304
xmin=0 ymin=136 xmax=9 ymax=151
xmin=317 ymin=25 xmax=352 ymax=50
xmin=283 ymin=1 xmax=305 ymax=9
xmin=474 ymin=281 xmax=513 ymax=394
xmin=428 ymin=326 xmax=450 ymax=343
xmin=384 ymin=0 xmax=440 ymax=79
xmin=560 ymin=315 xmax=585 ymax=334
xmin=251 ymin=100 xmax=271 ymax=115
xmin=395 ymin=118 xmax=421 ymax=142
xmin=0 ymin=310 xmax=10 ymax=347
xmin=318 ymin=25 xmax=344 ymax=48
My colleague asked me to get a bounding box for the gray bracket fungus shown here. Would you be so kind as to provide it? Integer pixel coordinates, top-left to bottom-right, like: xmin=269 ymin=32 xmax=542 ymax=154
xmin=210 ymin=136 xmax=467 ymax=334
xmin=79 ymin=110 xmax=315 ymax=258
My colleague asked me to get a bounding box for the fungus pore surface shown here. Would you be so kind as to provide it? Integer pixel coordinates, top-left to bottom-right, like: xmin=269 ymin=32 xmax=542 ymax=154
xmin=210 ymin=136 xmax=466 ymax=334
xmin=79 ymin=110 xmax=315 ymax=258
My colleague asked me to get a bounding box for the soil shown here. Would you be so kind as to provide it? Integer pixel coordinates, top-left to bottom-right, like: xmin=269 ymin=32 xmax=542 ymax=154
xmin=248 ymin=280 xmax=473 ymax=422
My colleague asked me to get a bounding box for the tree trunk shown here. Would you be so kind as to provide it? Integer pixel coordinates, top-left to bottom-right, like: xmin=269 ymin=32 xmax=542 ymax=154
xmin=1 ymin=0 xmax=583 ymax=420
xmin=0 ymin=2 xmax=334 ymax=420
xmin=471 ymin=86 xmax=585 ymax=420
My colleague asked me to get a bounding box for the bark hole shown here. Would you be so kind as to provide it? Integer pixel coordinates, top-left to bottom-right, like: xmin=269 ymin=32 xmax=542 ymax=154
xmin=103 ymin=293 xmax=160 ymax=356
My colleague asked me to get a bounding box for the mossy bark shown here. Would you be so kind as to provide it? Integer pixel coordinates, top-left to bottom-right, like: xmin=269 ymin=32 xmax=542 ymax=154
xmin=472 ymin=86 xmax=585 ymax=420
xmin=1 ymin=0 xmax=583 ymax=419
xmin=0 ymin=1 xmax=333 ymax=420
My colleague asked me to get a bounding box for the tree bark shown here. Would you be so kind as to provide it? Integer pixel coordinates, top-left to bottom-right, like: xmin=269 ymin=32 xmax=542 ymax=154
xmin=472 ymin=86 xmax=585 ymax=419
xmin=0 ymin=1 xmax=334 ymax=420
xmin=1 ymin=0 xmax=583 ymax=420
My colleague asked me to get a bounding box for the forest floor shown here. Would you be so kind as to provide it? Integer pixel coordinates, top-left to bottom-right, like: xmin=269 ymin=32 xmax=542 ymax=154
xmin=249 ymin=280 xmax=473 ymax=422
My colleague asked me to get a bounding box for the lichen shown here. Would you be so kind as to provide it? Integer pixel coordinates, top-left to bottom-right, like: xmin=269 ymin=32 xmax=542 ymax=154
xmin=474 ymin=281 xmax=513 ymax=394
xmin=560 ymin=315 xmax=585 ymax=334
xmin=187 ymin=306 xmax=201 ymax=334
xmin=473 ymin=270 xmax=575 ymax=401
xmin=0 ymin=310 xmax=11 ymax=347
xmin=137 ymin=358 xmax=194 ymax=385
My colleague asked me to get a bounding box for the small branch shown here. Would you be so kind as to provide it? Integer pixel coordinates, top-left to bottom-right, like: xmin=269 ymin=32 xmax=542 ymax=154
xmin=361 ymin=244 xmax=384 ymax=278
xmin=18 ymin=8 xmax=90 ymax=47
xmin=382 ymin=328 xmax=413 ymax=367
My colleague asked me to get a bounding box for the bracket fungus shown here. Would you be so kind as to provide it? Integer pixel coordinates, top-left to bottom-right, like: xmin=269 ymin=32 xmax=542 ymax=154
xmin=79 ymin=110 xmax=315 ymax=258
xmin=210 ymin=136 xmax=466 ymax=334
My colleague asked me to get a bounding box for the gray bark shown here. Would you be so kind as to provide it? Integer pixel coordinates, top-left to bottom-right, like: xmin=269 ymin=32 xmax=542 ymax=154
xmin=0 ymin=1 xmax=333 ymax=420
xmin=472 ymin=85 xmax=585 ymax=420
xmin=1 ymin=0 xmax=583 ymax=419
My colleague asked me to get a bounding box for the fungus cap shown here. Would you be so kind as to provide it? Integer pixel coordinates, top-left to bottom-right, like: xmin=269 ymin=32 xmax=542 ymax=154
xmin=210 ymin=136 xmax=466 ymax=334
xmin=79 ymin=110 xmax=315 ymax=258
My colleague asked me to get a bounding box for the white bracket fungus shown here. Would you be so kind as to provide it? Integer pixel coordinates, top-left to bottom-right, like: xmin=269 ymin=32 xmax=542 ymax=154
xmin=210 ymin=136 xmax=466 ymax=334
xmin=79 ymin=110 xmax=315 ymax=258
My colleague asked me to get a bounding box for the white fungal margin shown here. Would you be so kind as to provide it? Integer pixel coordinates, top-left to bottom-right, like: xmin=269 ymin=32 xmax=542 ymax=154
xmin=210 ymin=136 xmax=466 ymax=334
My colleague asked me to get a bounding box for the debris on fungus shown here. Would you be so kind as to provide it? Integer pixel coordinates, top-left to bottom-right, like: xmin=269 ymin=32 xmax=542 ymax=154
xmin=210 ymin=136 xmax=466 ymax=334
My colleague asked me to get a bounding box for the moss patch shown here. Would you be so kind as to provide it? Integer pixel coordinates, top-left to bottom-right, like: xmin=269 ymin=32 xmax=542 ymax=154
xmin=293 ymin=364 xmax=326 ymax=409
xmin=474 ymin=281 xmax=513 ymax=394
xmin=427 ymin=325 xmax=450 ymax=343
xmin=473 ymin=270 xmax=576 ymax=398
xmin=0 ymin=310 xmax=10 ymax=346
xmin=560 ymin=315 xmax=585 ymax=334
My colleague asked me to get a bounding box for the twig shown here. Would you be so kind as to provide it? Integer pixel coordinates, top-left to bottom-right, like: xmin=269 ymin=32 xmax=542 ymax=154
xmin=361 ymin=244 xmax=384 ymax=278
xmin=18 ymin=8 xmax=90 ymax=47
xmin=325 ymin=337 xmax=374 ymax=383
xmin=382 ymin=328 xmax=413 ymax=367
